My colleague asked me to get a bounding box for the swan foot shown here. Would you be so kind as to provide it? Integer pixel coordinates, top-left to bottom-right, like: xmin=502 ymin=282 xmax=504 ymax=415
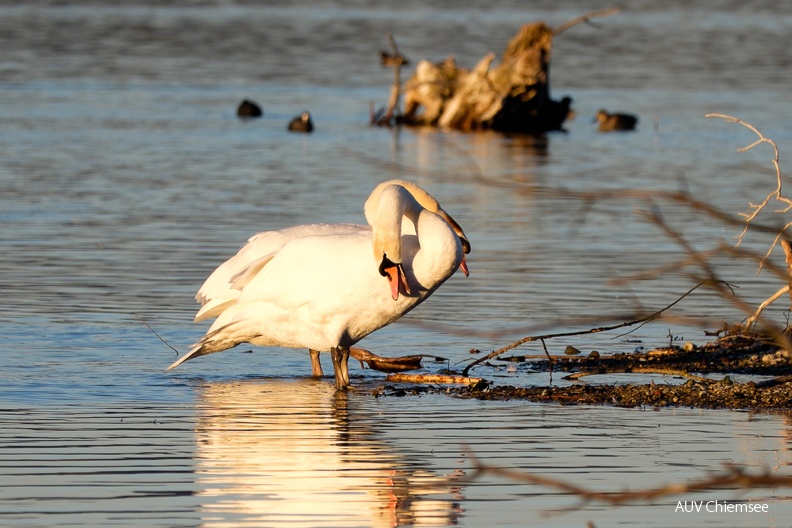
xmin=330 ymin=347 xmax=351 ymax=390
xmin=309 ymin=349 xmax=324 ymax=378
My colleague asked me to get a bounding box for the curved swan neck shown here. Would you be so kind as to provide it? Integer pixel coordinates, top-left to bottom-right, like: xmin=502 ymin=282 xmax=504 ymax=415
xmin=364 ymin=179 xmax=470 ymax=255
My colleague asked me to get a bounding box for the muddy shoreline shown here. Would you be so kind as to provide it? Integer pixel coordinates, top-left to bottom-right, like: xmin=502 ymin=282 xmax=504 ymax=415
xmin=374 ymin=332 xmax=792 ymax=411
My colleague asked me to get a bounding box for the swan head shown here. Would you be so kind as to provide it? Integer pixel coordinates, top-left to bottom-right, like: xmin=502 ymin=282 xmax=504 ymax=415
xmin=368 ymin=180 xmax=472 ymax=300
xmin=364 ymin=179 xmax=471 ymax=276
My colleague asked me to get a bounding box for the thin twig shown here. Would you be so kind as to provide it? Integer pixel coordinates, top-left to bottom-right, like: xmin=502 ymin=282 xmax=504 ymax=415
xmin=562 ymin=367 xmax=715 ymax=384
xmin=705 ymin=113 xmax=789 ymax=264
xmin=382 ymin=32 xmax=406 ymax=125
xmin=134 ymin=313 xmax=181 ymax=355
xmin=462 ymin=284 xmax=707 ymax=376
xmin=745 ymin=285 xmax=790 ymax=327
xmin=640 ymin=202 xmax=792 ymax=352
xmin=464 ymin=448 xmax=792 ymax=508
xmin=554 ymin=7 xmax=621 ymax=36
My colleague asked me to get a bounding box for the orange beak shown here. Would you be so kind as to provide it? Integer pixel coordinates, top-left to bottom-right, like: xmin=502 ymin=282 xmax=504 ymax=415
xmin=459 ymin=255 xmax=469 ymax=277
xmin=383 ymin=263 xmax=411 ymax=300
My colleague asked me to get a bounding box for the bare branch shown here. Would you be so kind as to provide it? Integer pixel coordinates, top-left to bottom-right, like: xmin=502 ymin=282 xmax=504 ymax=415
xmin=134 ymin=313 xmax=181 ymax=355
xmin=554 ymin=7 xmax=621 ymax=36
xmin=563 ymin=367 xmax=715 ymax=384
xmin=639 ymin=205 xmax=792 ymax=351
xmin=705 ymin=113 xmax=789 ymax=259
xmin=464 ymin=449 xmax=792 ymax=508
xmin=374 ymin=32 xmax=408 ymax=126
xmin=745 ymin=285 xmax=790 ymax=327
xmin=462 ymin=284 xmax=707 ymax=376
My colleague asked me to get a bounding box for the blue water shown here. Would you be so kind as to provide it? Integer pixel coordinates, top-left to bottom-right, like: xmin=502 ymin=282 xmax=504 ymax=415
xmin=2 ymin=2 xmax=792 ymax=526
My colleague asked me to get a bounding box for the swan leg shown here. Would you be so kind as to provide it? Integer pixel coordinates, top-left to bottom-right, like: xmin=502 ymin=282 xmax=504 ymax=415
xmin=330 ymin=347 xmax=350 ymax=390
xmin=309 ymin=349 xmax=324 ymax=378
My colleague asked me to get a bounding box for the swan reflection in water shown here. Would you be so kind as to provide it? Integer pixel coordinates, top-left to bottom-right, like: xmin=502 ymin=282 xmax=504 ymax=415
xmin=192 ymin=379 xmax=465 ymax=527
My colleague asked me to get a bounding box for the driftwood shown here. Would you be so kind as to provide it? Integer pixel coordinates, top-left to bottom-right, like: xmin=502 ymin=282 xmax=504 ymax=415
xmin=562 ymin=367 xmax=715 ymax=384
xmin=386 ymin=373 xmax=484 ymax=385
xmin=401 ymin=22 xmax=569 ymax=133
xmin=378 ymin=9 xmax=618 ymax=133
xmin=350 ymin=347 xmax=448 ymax=373
xmin=349 ymin=349 xmax=485 ymax=385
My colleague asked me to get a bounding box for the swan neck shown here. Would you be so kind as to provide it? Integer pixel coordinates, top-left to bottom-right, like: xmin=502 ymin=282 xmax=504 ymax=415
xmin=370 ymin=184 xmax=421 ymax=265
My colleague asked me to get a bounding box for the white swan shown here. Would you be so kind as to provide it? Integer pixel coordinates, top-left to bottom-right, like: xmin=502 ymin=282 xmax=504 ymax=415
xmin=187 ymin=179 xmax=469 ymax=377
xmin=167 ymin=181 xmax=470 ymax=390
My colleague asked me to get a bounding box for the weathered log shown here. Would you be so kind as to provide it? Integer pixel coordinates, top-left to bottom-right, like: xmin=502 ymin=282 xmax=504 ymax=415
xmin=400 ymin=22 xmax=572 ymax=133
xmin=402 ymin=56 xmax=465 ymax=126
xmin=386 ymin=373 xmax=484 ymax=385
xmin=350 ymin=347 xmax=449 ymax=373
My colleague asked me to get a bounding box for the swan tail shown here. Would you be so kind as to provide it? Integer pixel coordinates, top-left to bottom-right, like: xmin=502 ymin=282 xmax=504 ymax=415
xmin=165 ymin=323 xmax=245 ymax=370
xmin=166 ymin=345 xmax=205 ymax=370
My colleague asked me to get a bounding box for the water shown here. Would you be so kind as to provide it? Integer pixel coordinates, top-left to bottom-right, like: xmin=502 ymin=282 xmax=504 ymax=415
xmin=2 ymin=1 xmax=792 ymax=526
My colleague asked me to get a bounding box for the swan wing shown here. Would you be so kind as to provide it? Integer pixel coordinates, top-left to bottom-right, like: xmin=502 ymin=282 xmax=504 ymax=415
xmin=194 ymin=223 xmax=368 ymax=322
xmin=235 ymin=233 xmax=376 ymax=311
xmin=203 ymin=233 xmax=398 ymax=348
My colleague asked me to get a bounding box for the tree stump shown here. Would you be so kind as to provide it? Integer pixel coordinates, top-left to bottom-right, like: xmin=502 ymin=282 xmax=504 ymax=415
xmin=400 ymin=22 xmax=572 ymax=134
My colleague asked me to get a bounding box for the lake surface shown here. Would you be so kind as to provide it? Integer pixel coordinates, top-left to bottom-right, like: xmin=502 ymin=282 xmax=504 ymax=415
xmin=2 ymin=1 xmax=792 ymax=526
